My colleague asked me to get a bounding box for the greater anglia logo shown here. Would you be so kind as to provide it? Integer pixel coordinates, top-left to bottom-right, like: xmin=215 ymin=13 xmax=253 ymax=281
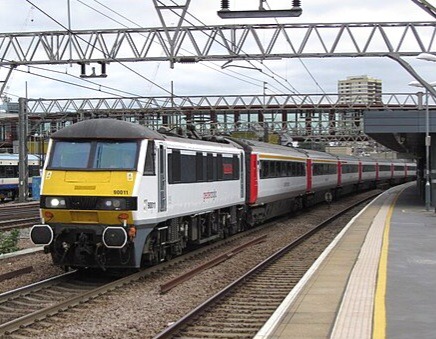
xmin=203 ymin=190 xmax=217 ymax=201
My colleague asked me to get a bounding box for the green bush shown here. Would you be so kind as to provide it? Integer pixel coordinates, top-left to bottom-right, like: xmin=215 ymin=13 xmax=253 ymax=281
xmin=0 ymin=229 xmax=20 ymax=254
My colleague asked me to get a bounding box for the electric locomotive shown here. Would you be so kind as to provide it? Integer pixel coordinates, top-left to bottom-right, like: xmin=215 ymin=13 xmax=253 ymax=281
xmin=30 ymin=119 xmax=247 ymax=269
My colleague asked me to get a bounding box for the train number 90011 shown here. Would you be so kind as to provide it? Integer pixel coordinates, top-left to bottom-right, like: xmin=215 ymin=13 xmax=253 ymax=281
xmin=113 ymin=189 xmax=129 ymax=195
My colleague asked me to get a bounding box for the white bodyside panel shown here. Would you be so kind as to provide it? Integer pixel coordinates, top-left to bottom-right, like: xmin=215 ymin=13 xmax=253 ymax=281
xmin=133 ymin=138 xmax=245 ymax=225
xmin=166 ymin=181 xmax=245 ymax=215
xmin=311 ymin=174 xmax=337 ymax=190
xmin=378 ymin=170 xmax=392 ymax=180
xmin=341 ymin=173 xmax=359 ymax=185
xmin=257 ymin=177 xmax=306 ymax=204
xmin=361 ymin=171 xmax=377 ymax=181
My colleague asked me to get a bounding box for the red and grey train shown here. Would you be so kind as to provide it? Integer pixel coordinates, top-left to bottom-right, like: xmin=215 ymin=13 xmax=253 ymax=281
xmin=30 ymin=119 xmax=416 ymax=270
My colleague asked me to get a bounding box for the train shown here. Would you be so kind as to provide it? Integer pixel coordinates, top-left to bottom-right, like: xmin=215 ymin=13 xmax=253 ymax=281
xmin=30 ymin=119 xmax=416 ymax=270
xmin=0 ymin=154 xmax=41 ymax=201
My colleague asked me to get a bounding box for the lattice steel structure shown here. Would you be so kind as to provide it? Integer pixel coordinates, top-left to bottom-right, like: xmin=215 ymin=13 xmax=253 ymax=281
xmin=5 ymin=92 xmax=430 ymax=144
xmin=0 ymin=22 xmax=434 ymax=66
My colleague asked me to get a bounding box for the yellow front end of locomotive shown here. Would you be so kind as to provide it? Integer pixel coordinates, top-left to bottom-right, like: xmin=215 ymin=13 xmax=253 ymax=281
xmin=40 ymin=170 xmax=137 ymax=225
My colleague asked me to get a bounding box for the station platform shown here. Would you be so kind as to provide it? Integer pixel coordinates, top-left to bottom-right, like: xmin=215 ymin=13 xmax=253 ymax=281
xmin=254 ymin=182 xmax=436 ymax=339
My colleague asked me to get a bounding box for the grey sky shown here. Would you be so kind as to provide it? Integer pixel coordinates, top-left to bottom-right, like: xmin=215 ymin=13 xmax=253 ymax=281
xmin=0 ymin=0 xmax=434 ymax=101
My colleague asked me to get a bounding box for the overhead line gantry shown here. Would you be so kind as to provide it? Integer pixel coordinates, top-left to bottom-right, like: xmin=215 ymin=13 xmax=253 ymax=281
xmin=0 ymin=21 xmax=434 ymax=66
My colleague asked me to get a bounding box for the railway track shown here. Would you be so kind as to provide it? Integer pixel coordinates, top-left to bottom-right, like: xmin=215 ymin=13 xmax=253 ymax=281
xmin=0 ymin=270 xmax=117 ymax=337
xmin=0 ymin=202 xmax=40 ymax=231
xmin=0 ymin=220 xmax=276 ymax=338
xmin=0 ymin=202 xmax=39 ymax=216
xmin=152 ymin=193 xmax=377 ymax=339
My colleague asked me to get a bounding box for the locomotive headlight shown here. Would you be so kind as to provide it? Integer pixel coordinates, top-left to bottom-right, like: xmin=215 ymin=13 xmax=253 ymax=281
xmin=46 ymin=197 xmax=66 ymax=208
xmin=97 ymin=198 xmax=127 ymax=210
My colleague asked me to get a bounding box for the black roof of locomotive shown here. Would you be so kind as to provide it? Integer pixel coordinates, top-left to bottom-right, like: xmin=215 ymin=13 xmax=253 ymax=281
xmin=51 ymin=119 xmax=165 ymax=140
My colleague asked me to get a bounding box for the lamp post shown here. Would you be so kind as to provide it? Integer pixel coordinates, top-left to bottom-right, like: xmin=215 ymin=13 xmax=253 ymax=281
xmin=409 ymin=80 xmax=436 ymax=211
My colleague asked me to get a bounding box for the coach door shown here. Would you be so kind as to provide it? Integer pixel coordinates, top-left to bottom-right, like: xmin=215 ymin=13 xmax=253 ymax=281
xmin=158 ymin=144 xmax=167 ymax=212
xmin=240 ymin=153 xmax=245 ymax=199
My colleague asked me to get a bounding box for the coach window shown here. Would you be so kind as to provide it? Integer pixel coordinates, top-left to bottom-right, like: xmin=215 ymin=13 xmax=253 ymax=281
xmin=206 ymin=153 xmax=216 ymax=182
xmin=286 ymin=162 xmax=292 ymax=176
xmin=313 ymin=164 xmax=320 ymax=176
xmin=270 ymin=161 xmax=277 ymax=177
xmin=221 ymin=155 xmax=231 ymax=180
xmin=29 ymin=166 xmax=40 ymax=177
xmin=313 ymin=163 xmax=336 ymax=176
xmin=180 ymin=153 xmax=196 ymax=183
xmin=217 ymin=154 xmax=223 ymax=180
xmin=275 ymin=162 xmax=281 ymax=177
xmin=279 ymin=162 xmax=286 ymax=177
xmin=295 ymin=162 xmax=305 ymax=176
xmin=347 ymin=164 xmax=358 ymax=173
xmin=363 ymin=165 xmax=375 ymax=172
xmin=144 ymin=141 xmax=156 ymax=176
xmin=168 ymin=150 xmax=181 ymax=184
xmin=196 ymin=152 xmax=205 ymax=182
xmin=3 ymin=166 xmax=15 ymax=178
xmin=262 ymin=161 xmax=269 ymax=178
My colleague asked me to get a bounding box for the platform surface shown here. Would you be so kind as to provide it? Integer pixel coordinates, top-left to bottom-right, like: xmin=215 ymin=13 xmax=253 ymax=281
xmin=255 ymin=182 xmax=436 ymax=339
xmin=386 ymin=184 xmax=436 ymax=339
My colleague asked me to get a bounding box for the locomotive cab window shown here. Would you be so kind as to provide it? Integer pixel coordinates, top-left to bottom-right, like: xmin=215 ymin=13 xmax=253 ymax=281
xmin=144 ymin=141 xmax=156 ymax=176
xmin=48 ymin=140 xmax=138 ymax=170
xmin=94 ymin=142 xmax=137 ymax=169
xmin=49 ymin=141 xmax=91 ymax=169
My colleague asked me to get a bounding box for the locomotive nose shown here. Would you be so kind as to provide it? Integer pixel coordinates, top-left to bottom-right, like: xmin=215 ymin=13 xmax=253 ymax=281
xmin=30 ymin=224 xmax=54 ymax=245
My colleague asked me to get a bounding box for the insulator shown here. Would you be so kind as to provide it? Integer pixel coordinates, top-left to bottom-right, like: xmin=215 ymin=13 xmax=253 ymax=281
xmin=221 ymin=0 xmax=230 ymax=10
xmin=293 ymin=0 xmax=301 ymax=7
xmin=178 ymin=57 xmax=197 ymax=63
xmin=80 ymin=63 xmax=86 ymax=76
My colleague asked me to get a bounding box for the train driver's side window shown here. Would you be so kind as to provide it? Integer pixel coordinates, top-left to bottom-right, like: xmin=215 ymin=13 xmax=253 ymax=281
xmin=144 ymin=141 xmax=156 ymax=176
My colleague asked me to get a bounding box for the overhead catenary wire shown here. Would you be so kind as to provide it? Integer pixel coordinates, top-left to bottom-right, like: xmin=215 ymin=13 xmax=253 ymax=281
xmin=263 ymin=0 xmax=330 ymax=103
xmin=158 ymin=0 xmax=303 ymax=96
xmin=25 ymin=0 xmax=174 ymax=96
xmin=83 ymin=0 xmax=262 ymax=88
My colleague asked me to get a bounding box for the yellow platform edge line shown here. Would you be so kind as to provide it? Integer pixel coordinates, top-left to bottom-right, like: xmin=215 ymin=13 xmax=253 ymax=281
xmin=373 ymin=189 xmax=403 ymax=339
